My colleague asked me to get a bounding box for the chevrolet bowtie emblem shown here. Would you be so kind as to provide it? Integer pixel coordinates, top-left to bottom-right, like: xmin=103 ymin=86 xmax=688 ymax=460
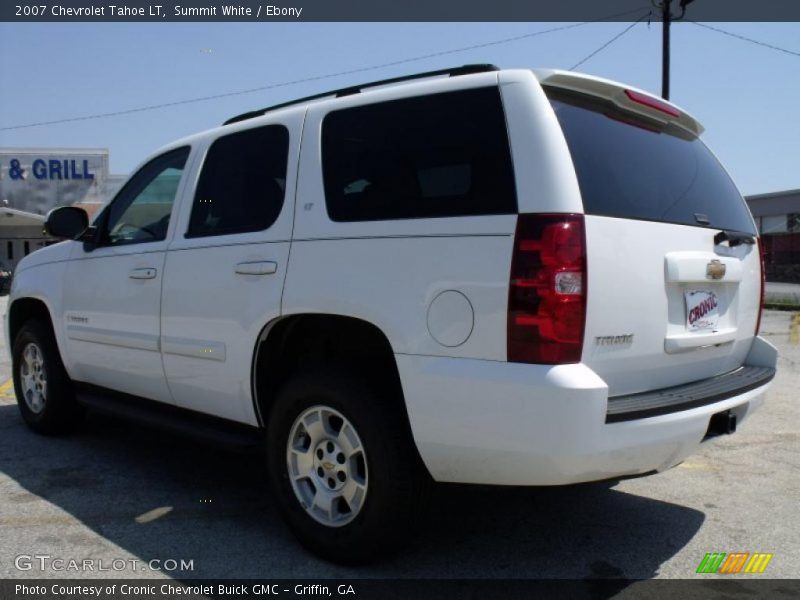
xmin=706 ymin=260 xmax=726 ymax=280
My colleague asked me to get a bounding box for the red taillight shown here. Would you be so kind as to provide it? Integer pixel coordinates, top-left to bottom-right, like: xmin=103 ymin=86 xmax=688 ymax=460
xmin=755 ymin=237 xmax=765 ymax=335
xmin=624 ymin=89 xmax=681 ymax=118
xmin=508 ymin=214 xmax=587 ymax=364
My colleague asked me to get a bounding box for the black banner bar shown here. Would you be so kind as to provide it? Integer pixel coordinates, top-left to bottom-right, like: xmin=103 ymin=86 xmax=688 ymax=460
xmin=2 ymin=579 xmax=799 ymax=600
xmin=3 ymin=0 xmax=800 ymax=22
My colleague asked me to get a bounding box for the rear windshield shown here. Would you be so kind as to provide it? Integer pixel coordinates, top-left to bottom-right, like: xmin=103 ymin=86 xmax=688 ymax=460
xmin=548 ymin=93 xmax=756 ymax=234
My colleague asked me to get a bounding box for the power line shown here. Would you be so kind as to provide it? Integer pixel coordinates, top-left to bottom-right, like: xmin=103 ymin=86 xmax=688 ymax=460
xmin=691 ymin=22 xmax=800 ymax=58
xmin=570 ymin=12 xmax=650 ymax=71
xmin=0 ymin=6 xmax=651 ymax=132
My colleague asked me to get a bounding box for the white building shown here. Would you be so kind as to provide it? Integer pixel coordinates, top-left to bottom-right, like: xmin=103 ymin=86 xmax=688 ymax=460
xmin=0 ymin=148 xmax=125 ymax=269
xmin=745 ymin=188 xmax=800 ymax=283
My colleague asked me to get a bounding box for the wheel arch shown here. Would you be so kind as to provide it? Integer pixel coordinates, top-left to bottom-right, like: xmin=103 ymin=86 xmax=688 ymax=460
xmin=251 ymin=312 xmax=409 ymax=430
xmin=8 ymin=296 xmax=57 ymax=350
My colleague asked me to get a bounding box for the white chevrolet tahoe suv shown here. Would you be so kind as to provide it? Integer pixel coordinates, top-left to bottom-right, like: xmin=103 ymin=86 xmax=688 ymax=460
xmin=7 ymin=65 xmax=777 ymax=562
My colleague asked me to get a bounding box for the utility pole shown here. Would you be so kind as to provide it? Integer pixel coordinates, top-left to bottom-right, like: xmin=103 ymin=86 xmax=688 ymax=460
xmin=661 ymin=0 xmax=672 ymax=100
xmin=654 ymin=0 xmax=695 ymax=101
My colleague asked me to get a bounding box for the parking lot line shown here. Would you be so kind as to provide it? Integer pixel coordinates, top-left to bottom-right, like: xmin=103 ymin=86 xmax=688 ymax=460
xmin=0 ymin=378 xmax=14 ymax=398
xmin=791 ymin=314 xmax=800 ymax=345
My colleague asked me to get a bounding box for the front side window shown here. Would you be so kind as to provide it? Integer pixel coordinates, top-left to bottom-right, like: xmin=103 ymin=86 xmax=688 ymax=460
xmin=103 ymin=147 xmax=190 ymax=246
xmin=187 ymin=125 xmax=289 ymax=238
xmin=321 ymin=87 xmax=517 ymax=222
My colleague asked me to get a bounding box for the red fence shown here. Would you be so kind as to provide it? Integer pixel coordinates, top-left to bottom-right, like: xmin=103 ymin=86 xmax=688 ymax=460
xmin=762 ymin=232 xmax=800 ymax=283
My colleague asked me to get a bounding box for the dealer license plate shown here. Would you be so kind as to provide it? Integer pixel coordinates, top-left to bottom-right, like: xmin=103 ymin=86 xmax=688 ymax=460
xmin=685 ymin=290 xmax=720 ymax=331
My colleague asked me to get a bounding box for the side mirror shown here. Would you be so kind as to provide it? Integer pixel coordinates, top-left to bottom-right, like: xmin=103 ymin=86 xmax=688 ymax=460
xmin=44 ymin=206 xmax=89 ymax=240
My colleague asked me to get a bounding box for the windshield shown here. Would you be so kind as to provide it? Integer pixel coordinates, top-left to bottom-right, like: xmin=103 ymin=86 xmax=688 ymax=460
xmin=548 ymin=93 xmax=756 ymax=234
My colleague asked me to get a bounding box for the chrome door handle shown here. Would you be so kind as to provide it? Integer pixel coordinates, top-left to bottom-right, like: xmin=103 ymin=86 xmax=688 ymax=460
xmin=129 ymin=268 xmax=157 ymax=280
xmin=235 ymin=261 xmax=278 ymax=275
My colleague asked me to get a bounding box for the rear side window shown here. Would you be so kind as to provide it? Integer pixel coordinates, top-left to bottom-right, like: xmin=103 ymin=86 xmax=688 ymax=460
xmin=187 ymin=125 xmax=289 ymax=238
xmin=548 ymin=94 xmax=756 ymax=234
xmin=321 ymin=87 xmax=517 ymax=222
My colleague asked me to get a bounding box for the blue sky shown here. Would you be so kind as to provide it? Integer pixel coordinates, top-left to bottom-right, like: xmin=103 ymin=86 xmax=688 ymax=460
xmin=0 ymin=21 xmax=797 ymax=195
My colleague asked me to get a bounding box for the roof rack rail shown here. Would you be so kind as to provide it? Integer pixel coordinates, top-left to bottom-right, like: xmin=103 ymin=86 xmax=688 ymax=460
xmin=223 ymin=63 xmax=500 ymax=126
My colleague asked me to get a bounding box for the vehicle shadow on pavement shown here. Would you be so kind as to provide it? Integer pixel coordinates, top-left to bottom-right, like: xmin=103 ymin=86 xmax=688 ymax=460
xmin=0 ymin=404 xmax=704 ymax=581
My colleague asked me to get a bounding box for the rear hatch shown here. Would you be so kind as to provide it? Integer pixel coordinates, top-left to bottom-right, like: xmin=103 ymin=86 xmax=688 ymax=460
xmin=540 ymin=73 xmax=761 ymax=396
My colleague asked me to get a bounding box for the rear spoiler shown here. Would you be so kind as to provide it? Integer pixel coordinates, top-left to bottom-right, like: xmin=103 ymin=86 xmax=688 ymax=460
xmin=533 ymin=69 xmax=704 ymax=137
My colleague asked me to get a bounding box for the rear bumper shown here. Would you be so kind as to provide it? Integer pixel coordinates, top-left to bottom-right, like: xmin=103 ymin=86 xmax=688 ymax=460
xmin=397 ymin=336 xmax=778 ymax=486
xmin=606 ymin=364 xmax=775 ymax=423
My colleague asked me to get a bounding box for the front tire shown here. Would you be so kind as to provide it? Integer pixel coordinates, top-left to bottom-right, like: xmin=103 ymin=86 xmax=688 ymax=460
xmin=267 ymin=368 xmax=426 ymax=564
xmin=12 ymin=319 xmax=83 ymax=435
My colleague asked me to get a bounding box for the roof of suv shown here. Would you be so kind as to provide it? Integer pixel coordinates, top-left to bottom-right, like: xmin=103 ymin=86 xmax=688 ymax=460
xmin=221 ymin=64 xmax=700 ymax=137
xmin=149 ymin=64 xmax=702 ymax=168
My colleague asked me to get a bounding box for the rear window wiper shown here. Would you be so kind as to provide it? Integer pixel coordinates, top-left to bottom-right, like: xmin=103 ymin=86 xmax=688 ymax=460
xmin=714 ymin=230 xmax=756 ymax=247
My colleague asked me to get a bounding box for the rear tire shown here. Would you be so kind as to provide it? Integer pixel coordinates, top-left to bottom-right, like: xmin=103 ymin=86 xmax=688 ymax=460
xmin=267 ymin=368 xmax=427 ymax=564
xmin=13 ymin=319 xmax=84 ymax=435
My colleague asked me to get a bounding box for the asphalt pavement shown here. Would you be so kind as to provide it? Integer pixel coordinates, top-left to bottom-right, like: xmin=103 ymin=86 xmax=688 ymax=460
xmin=0 ymin=295 xmax=797 ymax=582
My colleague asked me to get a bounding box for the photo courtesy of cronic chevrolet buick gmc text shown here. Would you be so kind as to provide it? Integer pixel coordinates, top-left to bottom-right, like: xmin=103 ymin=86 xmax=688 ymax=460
xmin=6 ymin=65 xmax=777 ymax=563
